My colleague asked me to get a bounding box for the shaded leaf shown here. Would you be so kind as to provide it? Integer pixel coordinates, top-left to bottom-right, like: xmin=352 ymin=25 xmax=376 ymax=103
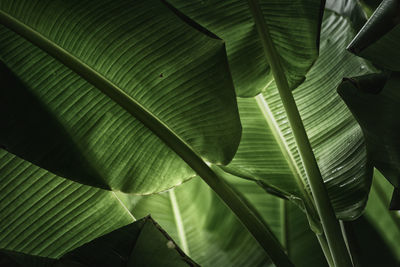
xmin=347 ymin=0 xmax=400 ymax=71
xmin=341 ymin=170 xmax=400 ymax=266
xmin=0 ymin=0 xmax=241 ymax=194
xmin=221 ymin=174 xmax=329 ymax=267
xmin=0 ymin=250 xmax=55 ymax=267
xmin=338 ymin=72 xmax=400 ymax=209
xmin=60 ymin=217 xmax=197 ymax=267
xmin=125 ymin=172 xmax=328 ymax=267
xmin=124 ymin=177 xmax=272 ymax=267
xmin=0 ymin=217 xmax=198 ymax=267
xmin=221 ymin=2 xmax=375 ymax=223
xmin=0 ymin=149 xmax=133 ymax=258
xmin=168 ymin=0 xmax=325 ymax=96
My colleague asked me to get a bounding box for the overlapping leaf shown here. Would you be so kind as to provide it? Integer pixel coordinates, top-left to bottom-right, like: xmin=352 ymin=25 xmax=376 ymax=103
xmin=122 ymin=177 xmax=272 ymax=267
xmin=0 ymin=0 xmax=241 ymax=194
xmin=0 ymin=149 xmax=133 ymax=258
xmin=347 ymin=0 xmax=400 ymax=71
xmin=221 ymin=2 xmax=375 ymax=221
xmin=124 ymin=174 xmax=327 ymax=267
xmin=168 ymin=0 xmax=325 ymax=96
xmin=338 ymin=72 xmax=400 ymax=209
xmin=0 ymin=217 xmax=198 ymax=267
xmin=363 ymin=170 xmax=400 ymax=262
xmin=340 ymin=170 xmax=400 ymax=266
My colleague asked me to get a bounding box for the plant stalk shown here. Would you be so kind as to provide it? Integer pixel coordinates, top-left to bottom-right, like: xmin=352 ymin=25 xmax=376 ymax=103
xmin=0 ymin=10 xmax=293 ymax=267
xmin=317 ymin=233 xmax=335 ymax=267
xmin=246 ymin=0 xmax=353 ymax=266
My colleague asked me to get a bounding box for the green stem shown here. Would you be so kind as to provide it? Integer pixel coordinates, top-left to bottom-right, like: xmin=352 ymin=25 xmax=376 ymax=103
xmin=0 ymin=10 xmax=293 ymax=267
xmin=316 ymin=234 xmax=335 ymax=267
xmin=281 ymin=199 xmax=289 ymax=254
xmin=246 ymin=1 xmax=353 ymax=266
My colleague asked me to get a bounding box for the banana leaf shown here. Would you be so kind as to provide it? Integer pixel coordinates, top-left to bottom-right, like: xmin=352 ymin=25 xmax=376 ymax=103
xmin=364 ymin=170 xmax=400 ymax=262
xmin=338 ymin=72 xmax=400 ymax=209
xmin=340 ymin=170 xmax=400 ymax=266
xmin=168 ymin=0 xmax=325 ymax=96
xmin=121 ymin=177 xmax=272 ymax=267
xmin=0 ymin=217 xmax=198 ymax=267
xmin=0 ymin=0 xmax=241 ymax=194
xmin=0 ymin=149 xmax=133 ymax=258
xmin=121 ymin=175 xmax=327 ymax=267
xmin=219 ymin=1 xmax=375 ymax=226
xmin=347 ymin=0 xmax=400 ymax=71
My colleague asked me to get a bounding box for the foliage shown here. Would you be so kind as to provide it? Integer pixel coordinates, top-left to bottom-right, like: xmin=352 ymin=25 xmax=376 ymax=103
xmin=1 ymin=0 xmax=399 ymax=266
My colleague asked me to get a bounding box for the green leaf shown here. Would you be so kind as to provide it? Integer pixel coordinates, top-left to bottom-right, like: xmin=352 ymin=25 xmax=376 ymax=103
xmin=220 ymin=2 xmax=375 ymax=223
xmin=0 ymin=217 xmax=198 ymax=267
xmin=221 ymin=174 xmax=329 ymax=267
xmin=0 ymin=149 xmax=134 ymax=258
xmin=340 ymin=170 xmax=400 ymax=266
xmin=363 ymin=170 xmax=400 ymax=262
xmin=167 ymin=0 xmax=325 ymax=96
xmin=125 ymin=173 xmax=328 ymax=267
xmin=122 ymin=177 xmax=272 ymax=267
xmin=358 ymin=0 xmax=383 ymax=17
xmin=0 ymin=250 xmax=55 ymax=267
xmin=338 ymin=72 xmax=400 ymax=208
xmin=0 ymin=0 xmax=241 ymax=194
xmin=347 ymin=0 xmax=400 ymax=71
xmin=59 ymin=217 xmax=197 ymax=267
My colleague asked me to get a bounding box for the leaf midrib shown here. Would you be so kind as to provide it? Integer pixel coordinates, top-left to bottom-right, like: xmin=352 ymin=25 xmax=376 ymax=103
xmin=255 ymin=94 xmax=319 ymax=227
xmin=169 ymin=189 xmax=190 ymax=255
xmin=0 ymin=9 xmax=210 ymax=181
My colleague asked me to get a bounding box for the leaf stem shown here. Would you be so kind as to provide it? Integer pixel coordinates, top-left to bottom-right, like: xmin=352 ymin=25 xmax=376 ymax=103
xmin=246 ymin=0 xmax=353 ymax=266
xmin=169 ymin=190 xmax=190 ymax=255
xmin=0 ymin=10 xmax=293 ymax=267
xmin=316 ymin=233 xmax=335 ymax=267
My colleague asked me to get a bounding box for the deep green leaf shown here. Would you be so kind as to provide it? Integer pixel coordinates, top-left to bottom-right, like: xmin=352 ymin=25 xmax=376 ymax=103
xmin=221 ymin=2 xmax=375 ymax=223
xmin=221 ymin=174 xmax=328 ymax=267
xmin=363 ymin=170 xmax=400 ymax=262
xmin=122 ymin=177 xmax=272 ymax=267
xmin=0 ymin=149 xmax=133 ymax=258
xmin=340 ymin=170 xmax=400 ymax=266
xmin=347 ymin=0 xmax=400 ymax=71
xmin=0 ymin=250 xmax=55 ymax=267
xmin=0 ymin=217 xmax=198 ymax=267
xmin=125 ymin=173 xmax=328 ymax=267
xmin=338 ymin=72 xmax=400 ymax=208
xmin=167 ymin=0 xmax=325 ymax=96
xmin=358 ymin=0 xmax=383 ymax=17
xmin=60 ymin=217 xmax=197 ymax=267
xmin=0 ymin=0 xmax=241 ymax=194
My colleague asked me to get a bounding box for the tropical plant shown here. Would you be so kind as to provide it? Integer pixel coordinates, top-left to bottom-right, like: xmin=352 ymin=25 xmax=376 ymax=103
xmin=0 ymin=0 xmax=399 ymax=266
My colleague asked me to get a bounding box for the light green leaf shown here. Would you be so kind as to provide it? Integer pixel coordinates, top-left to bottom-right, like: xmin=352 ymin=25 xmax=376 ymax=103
xmin=221 ymin=2 xmax=375 ymax=222
xmin=339 ymin=170 xmax=400 ymax=266
xmin=0 ymin=0 xmax=241 ymax=194
xmin=125 ymin=173 xmax=327 ymax=267
xmin=0 ymin=217 xmax=198 ymax=267
xmin=0 ymin=149 xmax=134 ymax=258
xmin=338 ymin=72 xmax=400 ymax=208
xmin=221 ymin=174 xmax=329 ymax=267
xmin=59 ymin=217 xmax=197 ymax=267
xmin=364 ymin=170 xmax=400 ymax=262
xmin=347 ymin=0 xmax=400 ymax=71
xmin=168 ymin=0 xmax=325 ymax=96
xmin=123 ymin=177 xmax=273 ymax=267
